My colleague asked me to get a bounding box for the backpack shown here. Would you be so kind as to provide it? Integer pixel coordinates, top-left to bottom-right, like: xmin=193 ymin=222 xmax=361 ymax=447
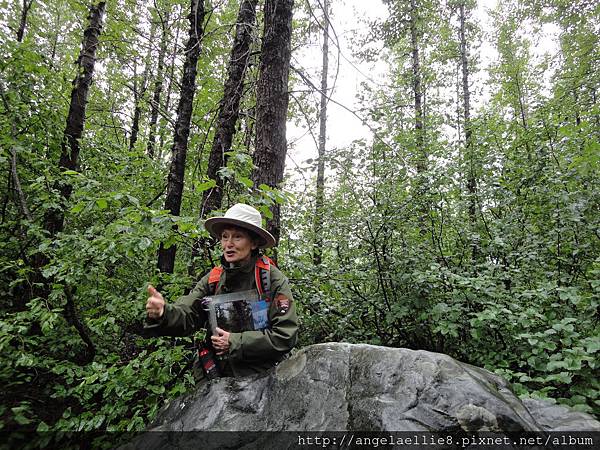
xmin=207 ymin=255 xmax=274 ymax=297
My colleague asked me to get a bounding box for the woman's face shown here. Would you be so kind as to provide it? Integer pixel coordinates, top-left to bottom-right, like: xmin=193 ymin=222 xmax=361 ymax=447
xmin=220 ymin=226 xmax=258 ymax=264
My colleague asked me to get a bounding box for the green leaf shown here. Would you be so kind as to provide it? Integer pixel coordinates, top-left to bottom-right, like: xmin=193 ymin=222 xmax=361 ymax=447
xmin=584 ymin=337 xmax=600 ymax=354
xmin=196 ymin=180 xmax=216 ymax=192
xmin=126 ymin=195 xmax=140 ymax=206
xmin=545 ymin=360 xmax=565 ymax=372
xmin=14 ymin=414 xmax=31 ymax=425
xmin=238 ymin=177 xmax=253 ymax=188
xmin=71 ymin=202 xmax=86 ymax=214
xmin=93 ymin=414 xmax=105 ymax=428
xmin=138 ymin=237 xmax=152 ymax=250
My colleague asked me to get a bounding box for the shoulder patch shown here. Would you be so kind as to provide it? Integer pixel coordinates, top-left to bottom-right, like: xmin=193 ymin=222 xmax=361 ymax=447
xmin=275 ymin=294 xmax=290 ymax=314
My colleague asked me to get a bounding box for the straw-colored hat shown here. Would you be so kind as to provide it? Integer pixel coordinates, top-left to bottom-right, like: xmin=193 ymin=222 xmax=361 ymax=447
xmin=204 ymin=203 xmax=276 ymax=248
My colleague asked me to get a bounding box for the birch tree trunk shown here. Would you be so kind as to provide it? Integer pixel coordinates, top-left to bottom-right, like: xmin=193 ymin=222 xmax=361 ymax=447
xmin=409 ymin=0 xmax=427 ymax=235
xmin=312 ymin=0 xmax=329 ymax=266
xmin=157 ymin=0 xmax=205 ymax=274
xmin=251 ymin=0 xmax=294 ymax=246
xmin=458 ymin=0 xmax=479 ymax=258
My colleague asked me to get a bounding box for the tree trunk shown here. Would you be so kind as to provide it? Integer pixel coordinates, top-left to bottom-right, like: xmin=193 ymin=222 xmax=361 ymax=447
xmin=410 ymin=0 xmax=424 ymax=165
xmin=251 ymin=0 xmax=294 ymax=246
xmin=129 ymin=20 xmax=156 ymax=152
xmin=160 ymin=16 xmax=182 ymax=155
xmin=34 ymin=2 xmax=105 ymax=363
xmin=129 ymin=62 xmax=144 ymax=152
xmin=43 ymin=1 xmax=106 ymax=237
xmin=458 ymin=1 xmax=478 ymax=258
xmin=0 ymin=81 xmax=33 ymax=222
xmin=201 ymin=0 xmax=258 ymax=217
xmin=312 ymin=0 xmax=329 ymax=266
xmin=16 ymin=0 xmax=34 ymax=42
xmin=157 ymin=0 xmax=205 ymax=274
xmin=64 ymin=286 xmax=96 ymax=363
xmin=147 ymin=7 xmax=170 ymax=159
xmin=409 ymin=0 xmax=427 ymax=235
xmin=188 ymin=0 xmax=258 ymax=273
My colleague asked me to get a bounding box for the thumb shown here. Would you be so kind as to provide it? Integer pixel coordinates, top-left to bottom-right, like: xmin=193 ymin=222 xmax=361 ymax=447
xmin=147 ymin=284 xmax=161 ymax=298
xmin=215 ymin=327 xmax=224 ymax=336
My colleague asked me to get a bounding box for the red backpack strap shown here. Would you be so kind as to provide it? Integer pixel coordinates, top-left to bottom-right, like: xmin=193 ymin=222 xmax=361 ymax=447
xmin=208 ymin=266 xmax=223 ymax=295
xmin=255 ymin=256 xmax=272 ymax=296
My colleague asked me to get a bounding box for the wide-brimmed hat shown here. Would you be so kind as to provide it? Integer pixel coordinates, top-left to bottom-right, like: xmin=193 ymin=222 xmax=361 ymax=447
xmin=204 ymin=203 xmax=276 ymax=248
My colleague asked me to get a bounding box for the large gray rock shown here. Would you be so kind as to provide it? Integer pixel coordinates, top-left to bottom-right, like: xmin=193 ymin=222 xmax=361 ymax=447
xmin=123 ymin=343 xmax=599 ymax=448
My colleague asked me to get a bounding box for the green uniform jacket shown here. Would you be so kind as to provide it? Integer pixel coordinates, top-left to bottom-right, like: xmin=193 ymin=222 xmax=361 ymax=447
xmin=144 ymin=255 xmax=298 ymax=377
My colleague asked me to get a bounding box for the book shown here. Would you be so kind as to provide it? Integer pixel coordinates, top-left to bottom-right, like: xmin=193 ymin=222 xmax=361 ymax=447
xmin=205 ymin=289 xmax=270 ymax=334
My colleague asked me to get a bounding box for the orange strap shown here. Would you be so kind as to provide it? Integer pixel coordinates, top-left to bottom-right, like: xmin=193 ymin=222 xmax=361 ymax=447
xmin=255 ymin=255 xmax=273 ymax=296
xmin=208 ymin=266 xmax=223 ymax=284
xmin=208 ymin=266 xmax=223 ymax=294
xmin=208 ymin=256 xmax=273 ymax=296
xmin=256 ymin=255 xmax=273 ymax=270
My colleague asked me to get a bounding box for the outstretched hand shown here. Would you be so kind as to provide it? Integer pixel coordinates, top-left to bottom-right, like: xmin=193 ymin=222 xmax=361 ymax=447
xmin=211 ymin=327 xmax=230 ymax=356
xmin=146 ymin=284 xmax=165 ymax=319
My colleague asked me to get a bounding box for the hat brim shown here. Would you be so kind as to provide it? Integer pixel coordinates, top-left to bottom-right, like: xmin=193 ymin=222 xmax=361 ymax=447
xmin=204 ymin=217 xmax=276 ymax=248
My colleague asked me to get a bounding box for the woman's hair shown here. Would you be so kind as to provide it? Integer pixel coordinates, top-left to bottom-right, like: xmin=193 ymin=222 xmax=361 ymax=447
xmin=247 ymin=230 xmax=261 ymax=256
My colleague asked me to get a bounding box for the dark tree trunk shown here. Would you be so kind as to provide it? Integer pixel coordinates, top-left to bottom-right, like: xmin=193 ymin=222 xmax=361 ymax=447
xmin=16 ymin=0 xmax=34 ymax=42
xmin=201 ymin=0 xmax=258 ymax=217
xmin=43 ymin=1 xmax=106 ymax=237
xmin=129 ymin=107 xmax=141 ymax=151
xmin=312 ymin=0 xmax=329 ymax=266
xmin=0 ymin=81 xmax=33 ymax=222
xmin=160 ymin=17 xmax=182 ymax=155
xmin=129 ymin=19 xmax=156 ymax=152
xmin=189 ymin=0 xmax=258 ymax=273
xmin=251 ymin=0 xmax=294 ymax=246
xmin=129 ymin=62 xmax=142 ymax=151
xmin=33 ymin=2 xmax=105 ymax=364
xmin=157 ymin=0 xmax=206 ymax=274
xmin=64 ymin=286 xmax=96 ymax=363
xmin=147 ymin=7 xmax=170 ymax=159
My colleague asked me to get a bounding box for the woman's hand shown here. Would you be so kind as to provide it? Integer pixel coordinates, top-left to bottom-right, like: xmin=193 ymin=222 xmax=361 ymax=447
xmin=211 ymin=327 xmax=230 ymax=355
xmin=146 ymin=285 xmax=165 ymax=319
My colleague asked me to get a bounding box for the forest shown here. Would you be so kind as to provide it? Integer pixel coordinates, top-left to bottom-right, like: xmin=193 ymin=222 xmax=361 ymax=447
xmin=0 ymin=0 xmax=598 ymax=437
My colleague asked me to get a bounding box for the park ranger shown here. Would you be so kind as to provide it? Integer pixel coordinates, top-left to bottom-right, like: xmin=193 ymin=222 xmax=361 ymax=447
xmin=144 ymin=203 xmax=298 ymax=378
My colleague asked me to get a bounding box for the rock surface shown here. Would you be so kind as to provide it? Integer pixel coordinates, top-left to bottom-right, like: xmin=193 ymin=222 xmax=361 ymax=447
xmin=123 ymin=343 xmax=599 ymax=448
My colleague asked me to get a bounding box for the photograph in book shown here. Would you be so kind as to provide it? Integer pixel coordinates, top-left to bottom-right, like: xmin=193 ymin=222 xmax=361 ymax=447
xmin=207 ymin=290 xmax=270 ymax=333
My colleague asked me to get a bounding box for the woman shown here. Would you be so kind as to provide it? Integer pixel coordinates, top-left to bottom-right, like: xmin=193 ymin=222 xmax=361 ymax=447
xmin=144 ymin=203 xmax=298 ymax=378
